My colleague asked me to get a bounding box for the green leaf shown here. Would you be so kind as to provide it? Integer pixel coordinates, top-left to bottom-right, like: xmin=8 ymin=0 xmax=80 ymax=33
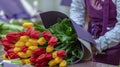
xmin=57 ymin=18 xmax=62 ymax=23
xmin=11 ymin=58 xmax=22 ymax=65
xmin=34 ymin=23 xmax=46 ymax=32
xmin=65 ymin=27 xmax=72 ymax=36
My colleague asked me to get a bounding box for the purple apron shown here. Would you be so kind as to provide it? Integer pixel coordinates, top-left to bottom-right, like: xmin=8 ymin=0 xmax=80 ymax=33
xmin=85 ymin=0 xmax=120 ymax=65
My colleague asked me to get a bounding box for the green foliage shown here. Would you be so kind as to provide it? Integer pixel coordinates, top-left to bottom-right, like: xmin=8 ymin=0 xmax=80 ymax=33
xmin=11 ymin=58 xmax=23 ymax=65
xmin=34 ymin=23 xmax=46 ymax=32
xmin=0 ymin=22 xmax=24 ymax=38
xmin=48 ymin=18 xmax=83 ymax=64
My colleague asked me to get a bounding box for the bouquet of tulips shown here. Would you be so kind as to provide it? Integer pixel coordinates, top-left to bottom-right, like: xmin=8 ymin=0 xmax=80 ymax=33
xmin=0 ymin=23 xmax=64 ymax=67
xmin=1 ymin=18 xmax=83 ymax=67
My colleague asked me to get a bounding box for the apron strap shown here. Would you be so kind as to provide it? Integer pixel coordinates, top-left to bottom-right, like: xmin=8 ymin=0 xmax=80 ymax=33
xmin=102 ymin=0 xmax=109 ymax=35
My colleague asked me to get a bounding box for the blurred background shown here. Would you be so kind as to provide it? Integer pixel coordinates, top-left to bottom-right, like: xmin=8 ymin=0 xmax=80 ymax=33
xmin=24 ymin=0 xmax=71 ymax=16
xmin=0 ymin=0 xmax=71 ymax=21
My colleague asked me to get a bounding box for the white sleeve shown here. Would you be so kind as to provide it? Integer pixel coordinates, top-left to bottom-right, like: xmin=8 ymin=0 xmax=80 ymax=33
xmin=95 ymin=0 xmax=120 ymax=52
xmin=70 ymin=0 xmax=86 ymax=27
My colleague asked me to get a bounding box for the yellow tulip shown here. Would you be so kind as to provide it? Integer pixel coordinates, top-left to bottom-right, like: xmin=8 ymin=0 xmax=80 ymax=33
xmin=28 ymin=39 xmax=38 ymax=45
xmin=54 ymin=57 xmax=63 ymax=64
xmin=22 ymin=23 xmax=33 ymax=28
xmin=28 ymin=46 xmax=38 ymax=51
xmin=59 ymin=60 xmax=67 ymax=67
xmin=48 ymin=60 xmax=57 ymax=67
xmin=2 ymin=54 xmax=7 ymax=60
xmin=19 ymin=36 xmax=29 ymax=42
xmin=15 ymin=41 xmax=25 ymax=47
xmin=24 ymin=59 xmax=32 ymax=64
xmin=52 ymin=51 xmax=57 ymax=58
xmin=46 ymin=45 xmax=54 ymax=52
xmin=18 ymin=52 xmax=29 ymax=58
xmin=14 ymin=47 xmax=21 ymax=52
xmin=26 ymin=50 xmax=32 ymax=56
xmin=37 ymin=37 xmax=46 ymax=45
xmin=25 ymin=41 xmax=32 ymax=47
xmin=21 ymin=59 xmax=25 ymax=64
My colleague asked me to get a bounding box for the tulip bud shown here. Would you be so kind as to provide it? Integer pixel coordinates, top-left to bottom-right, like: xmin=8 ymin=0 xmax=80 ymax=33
xmin=54 ymin=57 xmax=63 ymax=63
xmin=15 ymin=41 xmax=25 ymax=47
xmin=28 ymin=39 xmax=38 ymax=46
xmin=28 ymin=46 xmax=38 ymax=51
xmin=57 ymin=50 xmax=66 ymax=58
xmin=26 ymin=50 xmax=32 ymax=56
xmin=48 ymin=60 xmax=57 ymax=67
xmin=30 ymin=57 xmax=36 ymax=63
xmin=52 ymin=51 xmax=57 ymax=58
xmin=46 ymin=45 xmax=54 ymax=52
xmin=14 ymin=47 xmax=21 ymax=52
xmin=48 ymin=36 xmax=58 ymax=46
xmin=36 ymin=54 xmax=46 ymax=63
xmin=23 ymin=23 xmax=33 ymax=28
xmin=45 ymin=52 xmax=52 ymax=60
xmin=33 ymin=48 xmax=46 ymax=57
xmin=59 ymin=60 xmax=67 ymax=67
xmin=2 ymin=54 xmax=8 ymax=60
xmin=18 ymin=52 xmax=28 ymax=58
xmin=19 ymin=36 xmax=29 ymax=42
xmin=25 ymin=41 xmax=32 ymax=47
xmin=24 ymin=59 xmax=32 ymax=64
xmin=42 ymin=31 xmax=52 ymax=40
xmin=37 ymin=37 xmax=46 ymax=45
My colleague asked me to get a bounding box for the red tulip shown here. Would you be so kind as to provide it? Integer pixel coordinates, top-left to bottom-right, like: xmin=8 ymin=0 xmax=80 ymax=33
xmin=4 ymin=46 xmax=11 ymax=51
xmin=48 ymin=36 xmax=58 ymax=46
xmin=25 ymin=28 xmax=40 ymax=39
xmin=25 ymin=28 xmax=33 ymax=35
xmin=39 ymin=61 xmax=48 ymax=67
xmin=57 ymin=50 xmax=66 ymax=58
xmin=18 ymin=32 xmax=26 ymax=36
xmin=1 ymin=38 xmax=13 ymax=47
xmin=35 ymin=61 xmax=47 ymax=67
xmin=8 ymin=52 xmax=19 ymax=59
xmin=30 ymin=30 xmax=40 ymax=39
xmin=7 ymin=48 xmax=14 ymax=53
xmin=20 ymin=46 xmax=28 ymax=53
xmin=36 ymin=54 xmax=46 ymax=63
xmin=42 ymin=31 xmax=52 ymax=40
xmin=45 ymin=52 xmax=52 ymax=60
xmin=6 ymin=32 xmax=20 ymax=43
xmin=30 ymin=57 xmax=37 ymax=63
xmin=33 ymin=48 xmax=46 ymax=57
